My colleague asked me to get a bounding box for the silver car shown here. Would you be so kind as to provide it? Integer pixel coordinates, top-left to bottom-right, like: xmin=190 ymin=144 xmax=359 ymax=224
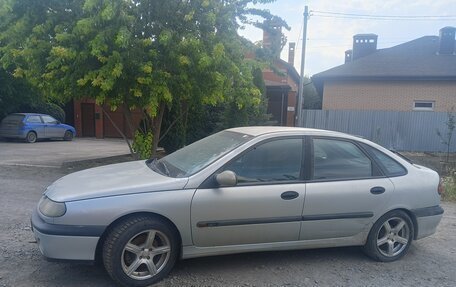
xmin=31 ymin=127 xmax=444 ymax=286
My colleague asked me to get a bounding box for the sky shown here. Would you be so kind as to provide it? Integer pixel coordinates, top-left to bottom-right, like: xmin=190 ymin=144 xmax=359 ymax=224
xmin=238 ymin=0 xmax=456 ymax=76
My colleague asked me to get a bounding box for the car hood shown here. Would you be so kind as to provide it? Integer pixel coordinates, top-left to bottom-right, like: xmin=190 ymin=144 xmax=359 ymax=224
xmin=45 ymin=160 xmax=189 ymax=202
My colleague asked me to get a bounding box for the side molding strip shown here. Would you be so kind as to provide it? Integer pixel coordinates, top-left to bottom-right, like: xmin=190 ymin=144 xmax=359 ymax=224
xmin=197 ymin=212 xmax=374 ymax=228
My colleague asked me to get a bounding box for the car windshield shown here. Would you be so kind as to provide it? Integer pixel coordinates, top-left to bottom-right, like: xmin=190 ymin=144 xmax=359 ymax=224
xmin=149 ymin=131 xmax=253 ymax=178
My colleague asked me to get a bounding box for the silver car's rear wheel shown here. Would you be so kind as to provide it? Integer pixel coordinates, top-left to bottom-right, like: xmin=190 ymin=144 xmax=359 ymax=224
xmin=376 ymin=217 xmax=410 ymax=257
xmin=363 ymin=210 xmax=414 ymax=262
xmin=103 ymin=216 xmax=179 ymax=287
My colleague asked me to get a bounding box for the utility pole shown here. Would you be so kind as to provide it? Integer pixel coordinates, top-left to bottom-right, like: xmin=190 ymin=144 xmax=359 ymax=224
xmin=296 ymin=5 xmax=309 ymax=126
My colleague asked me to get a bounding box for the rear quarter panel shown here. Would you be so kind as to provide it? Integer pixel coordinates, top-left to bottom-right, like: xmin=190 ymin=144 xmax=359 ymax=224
xmin=386 ymin=166 xmax=440 ymax=212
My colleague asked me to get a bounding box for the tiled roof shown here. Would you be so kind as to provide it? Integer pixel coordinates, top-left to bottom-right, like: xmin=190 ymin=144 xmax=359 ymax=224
xmin=312 ymin=36 xmax=456 ymax=79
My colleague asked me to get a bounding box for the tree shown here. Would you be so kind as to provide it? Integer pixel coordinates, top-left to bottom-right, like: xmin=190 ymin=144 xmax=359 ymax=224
xmin=0 ymin=68 xmax=41 ymax=119
xmin=0 ymin=0 xmax=287 ymax=156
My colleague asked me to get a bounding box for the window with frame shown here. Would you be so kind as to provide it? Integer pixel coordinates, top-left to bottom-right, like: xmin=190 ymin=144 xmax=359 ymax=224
xmin=361 ymin=144 xmax=407 ymax=177
xmin=41 ymin=115 xmax=58 ymax=124
xmin=223 ymin=138 xmax=303 ymax=183
xmin=26 ymin=115 xmax=42 ymax=123
xmin=312 ymin=138 xmax=373 ymax=180
xmin=413 ymin=101 xmax=434 ymax=111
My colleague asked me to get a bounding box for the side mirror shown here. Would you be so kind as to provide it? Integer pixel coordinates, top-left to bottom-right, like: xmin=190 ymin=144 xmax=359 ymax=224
xmin=215 ymin=170 xmax=237 ymax=187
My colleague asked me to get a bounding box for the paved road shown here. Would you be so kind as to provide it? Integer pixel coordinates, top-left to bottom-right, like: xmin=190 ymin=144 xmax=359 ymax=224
xmin=0 ymin=138 xmax=129 ymax=168
xmin=0 ymin=141 xmax=455 ymax=287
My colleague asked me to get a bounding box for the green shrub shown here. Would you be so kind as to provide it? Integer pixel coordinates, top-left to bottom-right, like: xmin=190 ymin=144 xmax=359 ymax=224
xmin=132 ymin=131 xmax=153 ymax=159
xmin=21 ymin=101 xmax=66 ymax=123
xmin=442 ymin=169 xmax=456 ymax=202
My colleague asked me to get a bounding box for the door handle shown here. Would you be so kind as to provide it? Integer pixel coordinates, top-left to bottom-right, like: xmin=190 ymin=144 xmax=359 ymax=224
xmin=281 ymin=191 xmax=299 ymax=200
xmin=370 ymin=186 xmax=386 ymax=195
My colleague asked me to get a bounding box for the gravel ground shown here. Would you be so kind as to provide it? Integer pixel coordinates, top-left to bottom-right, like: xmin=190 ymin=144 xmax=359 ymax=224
xmin=0 ymin=163 xmax=455 ymax=286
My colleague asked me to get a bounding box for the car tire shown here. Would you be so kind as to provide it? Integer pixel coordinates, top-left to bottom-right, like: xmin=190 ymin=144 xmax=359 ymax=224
xmin=26 ymin=131 xmax=37 ymax=143
xmin=363 ymin=210 xmax=414 ymax=262
xmin=63 ymin=130 xmax=73 ymax=141
xmin=102 ymin=216 xmax=179 ymax=287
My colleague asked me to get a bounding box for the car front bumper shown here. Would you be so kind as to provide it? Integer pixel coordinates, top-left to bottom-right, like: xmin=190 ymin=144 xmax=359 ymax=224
xmin=31 ymin=208 xmax=101 ymax=261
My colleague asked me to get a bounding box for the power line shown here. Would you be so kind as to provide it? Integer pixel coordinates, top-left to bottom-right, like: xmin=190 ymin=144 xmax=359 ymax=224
xmin=312 ymin=14 xmax=456 ymax=21
xmin=311 ymin=10 xmax=456 ymax=18
xmin=310 ymin=10 xmax=456 ymax=21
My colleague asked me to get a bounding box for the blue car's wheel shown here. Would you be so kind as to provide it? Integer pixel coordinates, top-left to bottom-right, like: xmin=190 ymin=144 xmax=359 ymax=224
xmin=63 ymin=130 xmax=73 ymax=141
xmin=26 ymin=131 xmax=37 ymax=143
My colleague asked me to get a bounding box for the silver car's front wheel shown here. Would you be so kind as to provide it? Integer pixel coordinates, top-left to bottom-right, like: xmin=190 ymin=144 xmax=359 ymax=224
xmin=103 ymin=216 xmax=179 ymax=287
xmin=121 ymin=229 xmax=171 ymax=280
xmin=364 ymin=210 xmax=414 ymax=262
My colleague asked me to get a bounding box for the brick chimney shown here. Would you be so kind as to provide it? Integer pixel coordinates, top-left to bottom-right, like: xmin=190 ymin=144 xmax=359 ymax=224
xmin=352 ymin=34 xmax=378 ymax=61
xmin=438 ymin=26 xmax=456 ymax=55
xmin=288 ymin=42 xmax=296 ymax=65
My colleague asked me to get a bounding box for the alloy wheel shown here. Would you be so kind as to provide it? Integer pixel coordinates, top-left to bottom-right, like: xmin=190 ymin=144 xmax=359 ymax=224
xmin=121 ymin=229 xmax=171 ymax=280
xmin=376 ymin=217 xmax=410 ymax=257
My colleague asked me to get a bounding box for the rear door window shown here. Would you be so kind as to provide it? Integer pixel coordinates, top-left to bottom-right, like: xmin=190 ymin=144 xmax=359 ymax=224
xmin=312 ymin=138 xmax=373 ymax=180
xmin=361 ymin=144 xmax=407 ymax=177
xmin=26 ymin=115 xmax=42 ymax=123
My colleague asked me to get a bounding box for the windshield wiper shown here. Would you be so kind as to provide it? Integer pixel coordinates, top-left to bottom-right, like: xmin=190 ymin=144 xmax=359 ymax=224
xmin=158 ymin=160 xmax=171 ymax=176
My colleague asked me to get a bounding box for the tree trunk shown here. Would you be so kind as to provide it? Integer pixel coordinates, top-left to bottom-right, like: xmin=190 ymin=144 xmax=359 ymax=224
xmin=122 ymin=103 xmax=136 ymax=139
xmin=150 ymin=102 xmax=166 ymax=157
xmin=101 ymin=106 xmax=136 ymax=158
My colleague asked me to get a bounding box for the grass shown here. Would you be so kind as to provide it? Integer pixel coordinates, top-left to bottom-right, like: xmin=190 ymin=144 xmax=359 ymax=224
xmin=442 ymin=174 xmax=456 ymax=202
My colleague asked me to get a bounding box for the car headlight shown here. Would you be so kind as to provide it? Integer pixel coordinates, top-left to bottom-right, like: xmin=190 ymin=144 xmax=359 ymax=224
xmin=39 ymin=196 xmax=66 ymax=217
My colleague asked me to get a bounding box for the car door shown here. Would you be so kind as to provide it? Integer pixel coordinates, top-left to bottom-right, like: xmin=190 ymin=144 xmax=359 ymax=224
xmin=41 ymin=115 xmax=63 ymax=138
xmin=25 ymin=115 xmax=45 ymax=138
xmin=300 ymin=137 xmax=394 ymax=240
xmin=191 ymin=137 xmax=306 ymax=247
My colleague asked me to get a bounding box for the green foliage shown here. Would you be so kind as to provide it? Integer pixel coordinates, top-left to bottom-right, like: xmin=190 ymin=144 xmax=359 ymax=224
xmin=132 ymin=131 xmax=153 ymax=160
xmin=442 ymin=169 xmax=456 ymax=202
xmin=303 ymin=79 xmax=322 ymax=109
xmin=22 ymin=102 xmax=66 ymax=123
xmin=436 ymin=107 xmax=455 ymax=162
xmin=0 ymin=0 xmax=287 ymax=155
xmin=0 ymin=68 xmax=41 ymax=119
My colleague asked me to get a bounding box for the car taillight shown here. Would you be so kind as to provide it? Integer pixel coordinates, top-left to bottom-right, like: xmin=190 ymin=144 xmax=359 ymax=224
xmin=438 ymin=178 xmax=445 ymax=195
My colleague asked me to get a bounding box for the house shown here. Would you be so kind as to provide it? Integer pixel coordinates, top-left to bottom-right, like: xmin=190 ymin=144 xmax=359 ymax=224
xmin=312 ymin=27 xmax=456 ymax=112
xmin=262 ymin=42 xmax=300 ymax=126
xmin=261 ymin=22 xmax=300 ymax=126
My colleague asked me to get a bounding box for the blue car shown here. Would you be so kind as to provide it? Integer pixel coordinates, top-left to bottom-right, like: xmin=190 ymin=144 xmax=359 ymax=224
xmin=0 ymin=113 xmax=76 ymax=143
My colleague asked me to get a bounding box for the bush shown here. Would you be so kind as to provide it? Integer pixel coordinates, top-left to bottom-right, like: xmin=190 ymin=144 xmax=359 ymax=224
xmin=442 ymin=169 xmax=456 ymax=202
xmin=132 ymin=131 xmax=153 ymax=159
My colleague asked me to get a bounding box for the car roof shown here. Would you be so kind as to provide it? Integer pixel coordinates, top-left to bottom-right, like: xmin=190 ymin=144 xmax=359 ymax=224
xmin=227 ymin=126 xmax=352 ymax=138
xmin=11 ymin=113 xmax=47 ymax=116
